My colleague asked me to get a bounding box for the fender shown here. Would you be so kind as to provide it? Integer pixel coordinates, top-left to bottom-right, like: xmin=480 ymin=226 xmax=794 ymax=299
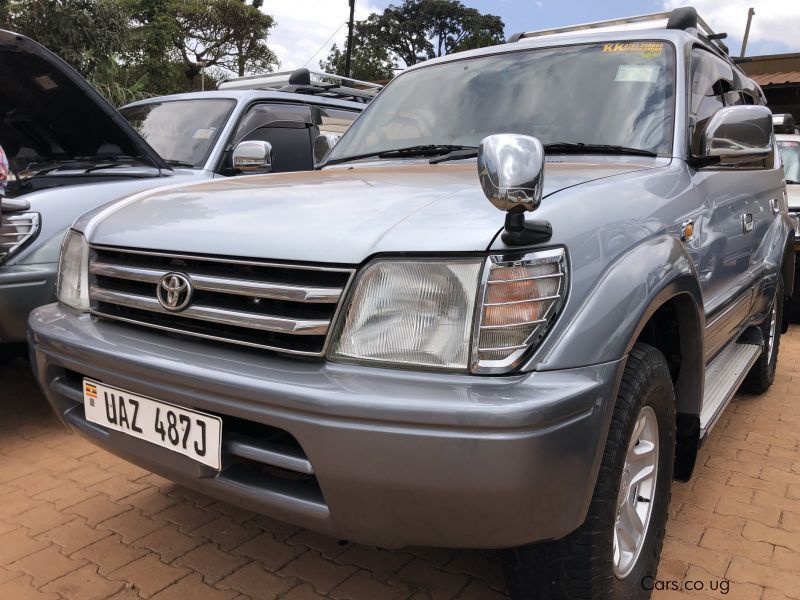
xmin=532 ymin=234 xmax=706 ymax=481
xmin=534 ymin=234 xmax=704 ymax=374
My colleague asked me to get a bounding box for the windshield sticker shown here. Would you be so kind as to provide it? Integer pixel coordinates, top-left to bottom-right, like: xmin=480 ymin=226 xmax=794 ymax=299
xmin=602 ymin=42 xmax=664 ymax=58
xmin=779 ymin=141 xmax=799 ymax=147
xmin=615 ymin=65 xmax=660 ymax=83
xmin=192 ymin=128 xmax=216 ymax=140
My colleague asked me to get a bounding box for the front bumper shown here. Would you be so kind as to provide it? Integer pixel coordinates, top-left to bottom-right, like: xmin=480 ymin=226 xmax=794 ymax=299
xmin=0 ymin=263 xmax=56 ymax=343
xmin=29 ymin=303 xmax=625 ymax=549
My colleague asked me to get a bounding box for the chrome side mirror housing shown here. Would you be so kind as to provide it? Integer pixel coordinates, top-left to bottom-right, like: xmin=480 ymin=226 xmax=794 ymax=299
xmin=477 ymin=134 xmax=545 ymax=212
xmin=232 ymin=140 xmax=273 ymax=174
xmin=314 ymin=133 xmax=341 ymax=164
xmin=477 ymin=134 xmax=551 ymax=246
xmin=700 ymin=105 xmax=773 ymax=166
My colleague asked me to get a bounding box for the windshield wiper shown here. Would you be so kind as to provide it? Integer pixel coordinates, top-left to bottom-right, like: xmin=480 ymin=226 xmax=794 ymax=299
xmin=164 ymin=159 xmax=196 ymax=168
xmin=84 ymin=158 xmax=147 ymax=173
xmin=787 ymin=179 xmax=799 ymax=185
xmin=543 ymin=143 xmax=658 ymax=157
xmin=429 ymin=147 xmax=479 ymax=164
xmin=324 ymin=144 xmax=476 ymax=167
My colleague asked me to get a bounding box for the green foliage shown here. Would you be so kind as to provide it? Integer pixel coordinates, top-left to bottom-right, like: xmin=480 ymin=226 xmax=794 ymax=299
xmin=7 ymin=0 xmax=129 ymax=76
xmin=4 ymin=0 xmax=276 ymax=103
xmin=320 ymin=22 xmax=396 ymax=82
xmin=3 ymin=0 xmax=502 ymax=101
xmin=171 ymin=0 xmax=278 ymax=86
xmin=322 ymin=0 xmax=504 ymax=81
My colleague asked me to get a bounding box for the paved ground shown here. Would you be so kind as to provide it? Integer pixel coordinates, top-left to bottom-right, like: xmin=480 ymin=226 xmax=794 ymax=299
xmin=2 ymin=331 xmax=800 ymax=600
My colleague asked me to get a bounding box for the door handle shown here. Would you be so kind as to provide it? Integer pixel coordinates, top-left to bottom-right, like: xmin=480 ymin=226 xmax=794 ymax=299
xmin=742 ymin=213 xmax=753 ymax=233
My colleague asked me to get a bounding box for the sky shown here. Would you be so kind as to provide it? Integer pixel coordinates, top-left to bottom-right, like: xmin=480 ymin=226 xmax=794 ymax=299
xmin=267 ymin=0 xmax=800 ymax=72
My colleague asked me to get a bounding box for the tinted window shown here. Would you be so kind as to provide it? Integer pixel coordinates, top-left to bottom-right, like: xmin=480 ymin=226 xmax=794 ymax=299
xmin=235 ymin=104 xmax=315 ymax=173
xmin=121 ymin=99 xmax=234 ymax=168
xmin=234 ymin=103 xmax=312 ymax=144
xmin=244 ymin=127 xmax=313 ymax=172
xmin=689 ymin=49 xmax=733 ymax=154
xmin=318 ymin=108 xmax=359 ymax=135
xmin=329 ymin=41 xmax=676 ymax=160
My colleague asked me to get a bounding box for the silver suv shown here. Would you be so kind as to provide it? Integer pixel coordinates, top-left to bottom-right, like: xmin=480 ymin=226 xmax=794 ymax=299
xmin=29 ymin=7 xmax=792 ymax=599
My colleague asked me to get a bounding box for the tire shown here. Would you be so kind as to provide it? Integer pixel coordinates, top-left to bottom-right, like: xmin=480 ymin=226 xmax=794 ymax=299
xmin=502 ymin=343 xmax=676 ymax=600
xmin=742 ymin=275 xmax=783 ymax=394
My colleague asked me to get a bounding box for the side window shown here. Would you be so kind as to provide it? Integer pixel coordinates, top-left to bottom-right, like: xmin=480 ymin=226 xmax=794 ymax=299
xmin=317 ymin=108 xmax=359 ymax=136
xmin=689 ymin=49 xmax=733 ymax=155
xmin=230 ymin=103 xmax=314 ymax=174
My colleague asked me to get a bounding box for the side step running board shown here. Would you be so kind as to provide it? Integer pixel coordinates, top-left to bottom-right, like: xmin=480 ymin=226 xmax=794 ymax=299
xmin=699 ymin=342 xmax=761 ymax=438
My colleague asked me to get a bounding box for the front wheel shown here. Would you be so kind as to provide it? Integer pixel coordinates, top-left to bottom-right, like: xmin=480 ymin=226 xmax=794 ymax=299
xmin=502 ymin=343 xmax=676 ymax=600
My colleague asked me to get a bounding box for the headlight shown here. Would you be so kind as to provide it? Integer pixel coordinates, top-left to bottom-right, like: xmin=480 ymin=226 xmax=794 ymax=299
xmin=472 ymin=248 xmax=566 ymax=373
xmin=57 ymin=230 xmax=90 ymax=311
xmin=331 ymin=259 xmax=484 ymax=369
xmin=330 ymin=248 xmax=567 ymax=373
xmin=0 ymin=211 xmax=39 ymax=263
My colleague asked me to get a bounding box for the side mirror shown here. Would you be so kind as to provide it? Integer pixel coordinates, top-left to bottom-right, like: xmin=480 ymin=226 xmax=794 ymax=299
xmin=477 ymin=134 xmax=545 ymax=212
xmin=232 ymin=140 xmax=272 ymax=174
xmin=700 ymin=105 xmax=773 ymax=166
xmin=314 ymin=133 xmax=341 ymax=164
xmin=477 ymin=134 xmax=551 ymax=245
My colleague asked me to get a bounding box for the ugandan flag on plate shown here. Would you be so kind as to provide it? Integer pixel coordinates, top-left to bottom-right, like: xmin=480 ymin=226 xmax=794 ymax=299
xmin=84 ymin=381 xmax=97 ymax=407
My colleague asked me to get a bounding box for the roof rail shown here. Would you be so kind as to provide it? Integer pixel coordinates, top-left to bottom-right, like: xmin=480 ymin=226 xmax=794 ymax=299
xmin=218 ymin=68 xmax=383 ymax=103
xmin=509 ymin=6 xmax=729 ymax=55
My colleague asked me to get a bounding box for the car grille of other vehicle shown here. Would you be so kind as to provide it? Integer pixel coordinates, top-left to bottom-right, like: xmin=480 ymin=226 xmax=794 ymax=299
xmin=88 ymin=246 xmax=355 ymax=356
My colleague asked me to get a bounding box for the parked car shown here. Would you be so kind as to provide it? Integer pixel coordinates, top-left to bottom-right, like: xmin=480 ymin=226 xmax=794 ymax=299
xmin=777 ymin=133 xmax=800 ymax=319
xmin=0 ymin=27 xmax=373 ymax=359
xmin=29 ymin=8 xmax=792 ymax=599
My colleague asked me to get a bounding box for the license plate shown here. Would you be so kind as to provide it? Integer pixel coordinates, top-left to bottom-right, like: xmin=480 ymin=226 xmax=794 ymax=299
xmin=83 ymin=379 xmax=222 ymax=470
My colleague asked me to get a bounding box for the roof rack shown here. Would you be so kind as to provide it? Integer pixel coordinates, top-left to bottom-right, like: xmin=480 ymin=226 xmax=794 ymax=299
xmin=509 ymin=7 xmax=729 ymax=55
xmin=218 ymin=68 xmax=383 ymax=103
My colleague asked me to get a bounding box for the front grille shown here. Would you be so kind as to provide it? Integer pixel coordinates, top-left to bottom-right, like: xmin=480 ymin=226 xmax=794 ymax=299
xmin=88 ymin=246 xmax=354 ymax=356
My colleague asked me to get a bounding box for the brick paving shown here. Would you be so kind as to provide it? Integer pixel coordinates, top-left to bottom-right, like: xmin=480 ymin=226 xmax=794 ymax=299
xmin=1 ymin=329 xmax=800 ymax=599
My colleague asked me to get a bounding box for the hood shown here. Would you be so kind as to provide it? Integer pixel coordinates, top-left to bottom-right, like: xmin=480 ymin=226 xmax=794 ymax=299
xmin=0 ymin=29 xmax=169 ymax=174
xmin=84 ymin=157 xmax=660 ymax=265
xmin=9 ymin=169 xmax=206 ymax=266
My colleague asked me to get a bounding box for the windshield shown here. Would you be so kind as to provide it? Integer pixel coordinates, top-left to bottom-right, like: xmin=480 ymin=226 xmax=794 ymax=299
xmin=327 ymin=41 xmax=675 ymax=163
xmin=779 ymin=140 xmax=800 ymax=183
xmin=120 ymin=99 xmax=235 ymax=168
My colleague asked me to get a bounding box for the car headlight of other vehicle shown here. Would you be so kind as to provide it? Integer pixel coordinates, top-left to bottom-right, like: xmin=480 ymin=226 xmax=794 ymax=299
xmin=57 ymin=230 xmax=90 ymax=311
xmin=0 ymin=211 xmax=39 ymax=264
xmin=330 ymin=248 xmax=567 ymax=373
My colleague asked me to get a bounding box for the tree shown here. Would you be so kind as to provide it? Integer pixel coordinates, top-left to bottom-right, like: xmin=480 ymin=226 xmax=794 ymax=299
xmin=320 ymin=41 xmax=395 ymax=81
xmin=337 ymin=0 xmax=505 ymax=74
xmin=361 ymin=2 xmax=432 ymax=66
xmin=7 ymin=0 xmax=130 ymax=77
xmin=171 ymin=0 xmax=278 ymax=88
xmin=320 ymin=19 xmax=396 ymax=82
xmin=421 ymin=0 xmax=504 ymax=55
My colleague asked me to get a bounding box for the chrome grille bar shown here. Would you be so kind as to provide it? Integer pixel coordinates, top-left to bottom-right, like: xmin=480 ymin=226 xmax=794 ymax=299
xmin=90 ymin=262 xmax=343 ymax=303
xmin=90 ymin=287 xmax=330 ymax=335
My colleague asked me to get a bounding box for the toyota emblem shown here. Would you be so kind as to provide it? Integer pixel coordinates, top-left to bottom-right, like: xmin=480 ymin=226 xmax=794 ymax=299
xmin=157 ymin=273 xmax=193 ymax=311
